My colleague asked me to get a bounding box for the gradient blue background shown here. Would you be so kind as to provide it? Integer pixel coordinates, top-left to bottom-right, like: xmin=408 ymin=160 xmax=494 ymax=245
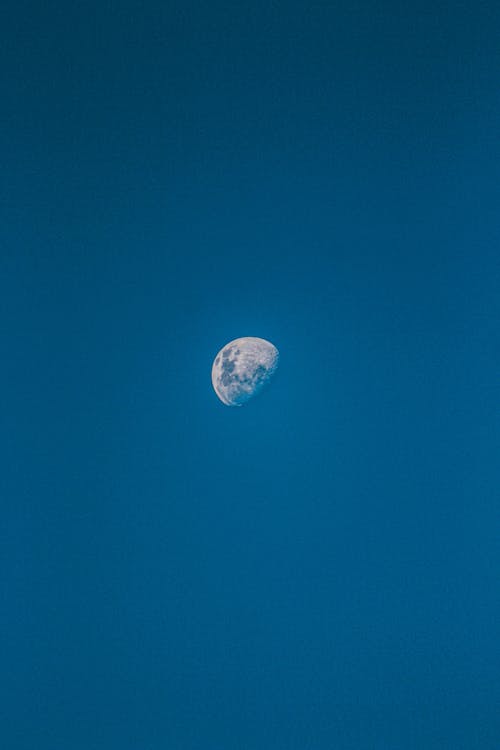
xmin=2 ymin=2 xmax=499 ymax=748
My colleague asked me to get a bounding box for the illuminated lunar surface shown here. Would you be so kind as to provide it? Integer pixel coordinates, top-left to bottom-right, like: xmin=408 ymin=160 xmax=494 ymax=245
xmin=211 ymin=337 xmax=279 ymax=406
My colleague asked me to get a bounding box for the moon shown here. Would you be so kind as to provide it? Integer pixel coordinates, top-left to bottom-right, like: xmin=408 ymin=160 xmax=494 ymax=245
xmin=211 ymin=337 xmax=279 ymax=406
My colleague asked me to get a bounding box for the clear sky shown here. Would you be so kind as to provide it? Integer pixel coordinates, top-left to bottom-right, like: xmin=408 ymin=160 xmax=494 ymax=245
xmin=2 ymin=2 xmax=499 ymax=748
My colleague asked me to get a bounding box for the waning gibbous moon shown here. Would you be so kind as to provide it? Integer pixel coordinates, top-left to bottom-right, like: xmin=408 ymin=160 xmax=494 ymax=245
xmin=211 ymin=337 xmax=279 ymax=406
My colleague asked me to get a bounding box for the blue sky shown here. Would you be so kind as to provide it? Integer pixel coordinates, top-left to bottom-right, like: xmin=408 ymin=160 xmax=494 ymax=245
xmin=2 ymin=2 xmax=499 ymax=748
